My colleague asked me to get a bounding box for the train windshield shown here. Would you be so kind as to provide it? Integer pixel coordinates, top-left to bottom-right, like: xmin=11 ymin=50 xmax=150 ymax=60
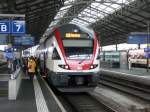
xmin=63 ymin=40 xmax=93 ymax=60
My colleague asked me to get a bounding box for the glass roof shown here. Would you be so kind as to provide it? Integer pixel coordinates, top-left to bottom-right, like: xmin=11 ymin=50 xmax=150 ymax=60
xmin=44 ymin=0 xmax=136 ymax=36
xmin=70 ymin=0 xmax=135 ymax=26
xmin=48 ymin=0 xmax=76 ymax=28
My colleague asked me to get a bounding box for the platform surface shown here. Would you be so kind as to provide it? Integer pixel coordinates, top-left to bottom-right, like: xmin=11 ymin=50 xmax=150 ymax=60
xmin=101 ymin=67 xmax=150 ymax=76
xmin=0 ymin=79 xmax=37 ymax=112
xmin=0 ymin=73 xmax=64 ymax=112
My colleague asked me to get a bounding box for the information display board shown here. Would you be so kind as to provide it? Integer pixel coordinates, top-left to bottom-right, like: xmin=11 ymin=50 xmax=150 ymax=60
xmin=4 ymin=47 xmax=14 ymax=59
xmin=13 ymin=36 xmax=34 ymax=46
xmin=105 ymin=51 xmax=120 ymax=62
xmin=127 ymin=32 xmax=150 ymax=44
xmin=0 ymin=34 xmax=7 ymax=44
xmin=22 ymin=36 xmax=34 ymax=45
xmin=13 ymin=36 xmax=22 ymax=45
xmin=0 ymin=20 xmax=25 ymax=34
xmin=145 ymin=52 xmax=150 ymax=59
xmin=144 ymin=48 xmax=150 ymax=52
xmin=128 ymin=34 xmax=149 ymax=44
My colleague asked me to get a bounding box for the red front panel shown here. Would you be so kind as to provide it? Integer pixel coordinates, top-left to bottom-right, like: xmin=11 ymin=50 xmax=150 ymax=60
xmin=54 ymin=28 xmax=98 ymax=71
xmin=66 ymin=60 xmax=91 ymax=70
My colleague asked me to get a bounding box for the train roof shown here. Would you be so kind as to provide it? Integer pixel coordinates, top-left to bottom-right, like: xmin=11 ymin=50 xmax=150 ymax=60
xmin=47 ymin=24 xmax=94 ymax=36
xmin=40 ymin=24 xmax=95 ymax=44
xmin=58 ymin=24 xmax=94 ymax=32
xmin=56 ymin=24 xmax=95 ymax=38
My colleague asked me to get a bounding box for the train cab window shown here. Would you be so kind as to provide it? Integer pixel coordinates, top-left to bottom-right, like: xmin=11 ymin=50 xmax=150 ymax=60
xmin=96 ymin=49 xmax=100 ymax=60
xmin=63 ymin=40 xmax=93 ymax=60
xmin=64 ymin=47 xmax=93 ymax=60
xmin=52 ymin=48 xmax=61 ymax=60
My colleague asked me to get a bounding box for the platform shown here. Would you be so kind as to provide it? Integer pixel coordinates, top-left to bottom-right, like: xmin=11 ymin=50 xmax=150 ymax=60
xmin=98 ymin=67 xmax=150 ymax=112
xmin=100 ymin=67 xmax=150 ymax=89
xmin=101 ymin=67 xmax=150 ymax=76
xmin=0 ymin=74 xmax=65 ymax=112
xmin=0 ymin=79 xmax=37 ymax=112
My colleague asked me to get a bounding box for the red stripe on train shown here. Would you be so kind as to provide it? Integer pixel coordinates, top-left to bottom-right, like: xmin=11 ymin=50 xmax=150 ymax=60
xmin=54 ymin=29 xmax=67 ymax=64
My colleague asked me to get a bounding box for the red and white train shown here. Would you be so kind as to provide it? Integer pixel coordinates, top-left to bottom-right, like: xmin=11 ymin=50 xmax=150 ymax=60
xmin=36 ymin=24 xmax=100 ymax=92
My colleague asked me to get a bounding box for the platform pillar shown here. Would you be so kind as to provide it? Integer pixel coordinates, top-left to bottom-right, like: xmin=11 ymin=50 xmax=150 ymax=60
xmin=147 ymin=21 xmax=150 ymax=72
xmin=115 ymin=44 xmax=118 ymax=51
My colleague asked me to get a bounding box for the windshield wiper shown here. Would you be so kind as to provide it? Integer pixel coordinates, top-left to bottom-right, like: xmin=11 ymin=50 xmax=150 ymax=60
xmin=78 ymin=55 xmax=90 ymax=64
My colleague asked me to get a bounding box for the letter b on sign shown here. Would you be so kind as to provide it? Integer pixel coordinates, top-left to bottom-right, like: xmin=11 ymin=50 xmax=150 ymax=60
xmin=0 ymin=21 xmax=10 ymax=33
xmin=1 ymin=25 xmax=7 ymax=32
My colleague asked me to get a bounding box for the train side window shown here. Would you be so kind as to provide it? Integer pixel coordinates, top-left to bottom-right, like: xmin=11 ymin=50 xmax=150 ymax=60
xmin=96 ymin=49 xmax=100 ymax=59
xmin=52 ymin=48 xmax=61 ymax=60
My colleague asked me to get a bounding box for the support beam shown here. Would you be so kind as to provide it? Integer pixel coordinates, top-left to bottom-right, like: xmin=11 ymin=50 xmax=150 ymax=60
xmin=0 ymin=14 xmax=25 ymax=18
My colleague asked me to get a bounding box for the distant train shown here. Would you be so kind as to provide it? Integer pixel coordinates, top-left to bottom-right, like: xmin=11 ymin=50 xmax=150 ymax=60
xmin=128 ymin=49 xmax=150 ymax=68
xmin=36 ymin=24 xmax=100 ymax=92
xmin=100 ymin=49 xmax=150 ymax=68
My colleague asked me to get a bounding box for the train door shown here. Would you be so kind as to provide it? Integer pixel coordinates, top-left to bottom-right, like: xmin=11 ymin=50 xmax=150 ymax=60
xmin=39 ymin=53 xmax=46 ymax=77
xmin=43 ymin=52 xmax=48 ymax=77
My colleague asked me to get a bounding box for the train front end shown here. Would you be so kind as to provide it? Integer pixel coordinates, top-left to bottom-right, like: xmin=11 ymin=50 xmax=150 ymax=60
xmin=49 ymin=24 xmax=100 ymax=92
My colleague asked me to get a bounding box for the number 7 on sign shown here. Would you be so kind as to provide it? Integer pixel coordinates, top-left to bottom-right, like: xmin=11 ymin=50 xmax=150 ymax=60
xmin=12 ymin=21 xmax=25 ymax=34
xmin=16 ymin=24 xmax=21 ymax=32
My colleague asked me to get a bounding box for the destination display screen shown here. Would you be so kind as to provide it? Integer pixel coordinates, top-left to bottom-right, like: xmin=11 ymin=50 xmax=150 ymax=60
xmin=65 ymin=33 xmax=88 ymax=39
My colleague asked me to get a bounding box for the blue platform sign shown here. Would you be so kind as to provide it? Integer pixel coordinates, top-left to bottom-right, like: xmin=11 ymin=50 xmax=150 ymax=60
xmin=13 ymin=36 xmax=34 ymax=46
xmin=144 ymin=48 xmax=150 ymax=52
xmin=148 ymin=53 xmax=150 ymax=58
xmin=22 ymin=37 xmax=34 ymax=45
xmin=12 ymin=21 xmax=25 ymax=34
xmin=128 ymin=35 xmax=148 ymax=44
xmin=5 ymin=52 xmax=13 ymax=59
xmin=4 ymin=48 xmax=14 ymax=59
xmin=146 ymin=52 xmax=150 ymax=59
xmin=0 ymin=21 xmax=10 ymax=34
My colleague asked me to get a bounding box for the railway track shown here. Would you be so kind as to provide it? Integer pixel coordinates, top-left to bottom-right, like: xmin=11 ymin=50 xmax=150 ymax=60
xmin=58 ymin=93 xmax=115 ymax=112
xmin=46 ymin=69 xmax=150 ymax=112
xmin=99 ymin=70 xmax=150 ymax=101
xmin=47 ymin=77 xmax=115 ymax=112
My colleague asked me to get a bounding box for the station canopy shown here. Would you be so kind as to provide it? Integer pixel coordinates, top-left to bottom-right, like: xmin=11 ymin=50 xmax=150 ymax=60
xmin=45 ymin=0 xmax=150 ymax=46
xmin=49 ymin=0 xmax=134 ymax=27
xmin=0 ymin=0 xmax=64 ymax=44
xmin=1 ymin=0 xmax=150 ymax=46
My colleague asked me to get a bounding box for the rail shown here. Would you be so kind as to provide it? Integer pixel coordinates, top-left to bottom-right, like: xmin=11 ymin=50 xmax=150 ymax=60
xmin=100 ymin=69 xmax=150 ymax=101
xmin=63 ymin=93 xmax=115 ymax=112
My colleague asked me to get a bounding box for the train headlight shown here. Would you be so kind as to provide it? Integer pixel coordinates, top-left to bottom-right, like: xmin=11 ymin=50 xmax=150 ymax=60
xmin=90 ymin=65 xmax=94 ymax=69
xmin=58 ymin=65 xmax=70 ymax=70
xmin=65 ymin=65 xmax=69 ymax=69
xmin=90 ymin=64 xmax=98 ymax=69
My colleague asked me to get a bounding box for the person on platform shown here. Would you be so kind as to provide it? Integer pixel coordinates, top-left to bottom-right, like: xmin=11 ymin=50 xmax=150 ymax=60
xmin=28 ymin=56 xmax=36 ymax=80
xmin=13 ymin=57 xmax=17 ymax=72
xmin=22 ymin=57 xmax=28 ymax=77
